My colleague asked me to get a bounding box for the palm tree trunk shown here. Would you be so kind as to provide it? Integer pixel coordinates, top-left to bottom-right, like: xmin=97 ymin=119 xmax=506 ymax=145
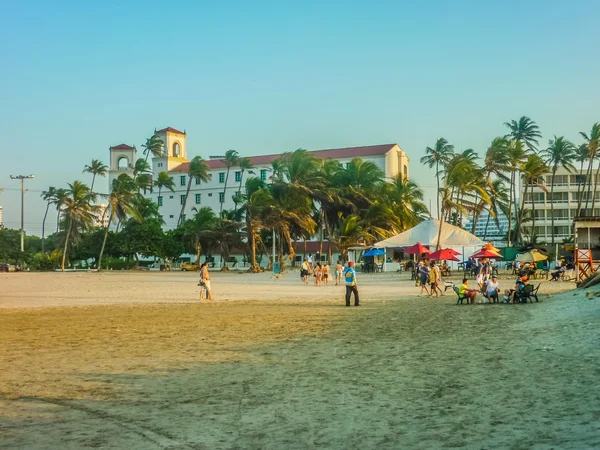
xmin=61 ymin=217 xmax=74 ymax=272
xmin=436 ymin=209 xmax=444 ymax=251
xmin=325 ymin=215 xmax=333 ymax=264
xmin=178 ymin=177 xmax=192 ymax=225
xmin=97 ymin=210 xmax=113 ymax=271
xmin=590 ymin=159 xmax=600 ymax=213
xmin=90 ymin=174 xmax=97 ymax=194
xmin=42 ymin=202 xmax=50 ymax=253
xmin=436 ymin=161 xmax=440 ymax=220
xmin=507 ymin=171 xmax=514 ymax=246
xmin=517 ymin=182 xmax=529 ymax=246
xmin=550 ymin=166 xmax=557 ymax=246
xmin=56 ymin=207 xmax=61 ymax=234
xmin=221 ymin=168 xmax=230 ymax=214
xmin=319 ymin=209 xmax=324 ymax=255
xmin=235 ymin=170 xmax=244 ymax=213
xmin=576 ymin=158 xmax=586 ymax=217
xmin=584 ymin=158 xmax=594 ymax=215
xmin=157 ymin=186 xmax=162 ymax=209
xmin=483 ymin=210 xmax=492 ymax=240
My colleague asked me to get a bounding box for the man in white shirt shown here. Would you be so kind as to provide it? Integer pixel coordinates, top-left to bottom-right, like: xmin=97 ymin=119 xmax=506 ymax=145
xmin=484 ymin=275 xmax=500 ymax=303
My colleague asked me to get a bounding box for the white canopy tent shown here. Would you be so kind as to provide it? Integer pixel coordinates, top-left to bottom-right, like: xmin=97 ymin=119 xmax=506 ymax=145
xmin=373 ymin=219 xmax=486 ymax=248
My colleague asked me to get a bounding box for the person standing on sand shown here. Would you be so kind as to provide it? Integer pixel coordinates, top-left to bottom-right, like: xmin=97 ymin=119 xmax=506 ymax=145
xmin=301 ymin=259 xmax=310 ymax=285
xmin=322 ymin=263 xmax=330 ymax=286
xmin=335 ymin=261 xmax=343 ymax=285
xmin=344 ymin=261 xmax=359 ymax=306
xmin=199 ymin=262 xmax=214 ymax=301
xmin=418 ymin=262 xmax=431 ymax=297
xmin=313 ymin=263 xmax=322 ymax=286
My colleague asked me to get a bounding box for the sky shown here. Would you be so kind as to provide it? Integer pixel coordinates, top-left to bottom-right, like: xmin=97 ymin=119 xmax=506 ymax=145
xmin=1 ymin=0 xmax=599 ymax=235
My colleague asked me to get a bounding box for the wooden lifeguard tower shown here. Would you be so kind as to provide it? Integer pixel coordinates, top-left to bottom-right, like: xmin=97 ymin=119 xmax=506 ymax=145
xmin=574 ymin=217 xmax=600 ymax=281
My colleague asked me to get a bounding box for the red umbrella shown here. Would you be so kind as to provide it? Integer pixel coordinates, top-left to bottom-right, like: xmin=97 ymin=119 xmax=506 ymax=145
xmin=429 ymin=248 xmax=460 ymax=261
xmin=446 ymin=248 xmax=461 ymax=255
xmin=471 ymin=249 xmax=501 ymax=259
xmin=404 ymin=242 xmax=430 ymax=255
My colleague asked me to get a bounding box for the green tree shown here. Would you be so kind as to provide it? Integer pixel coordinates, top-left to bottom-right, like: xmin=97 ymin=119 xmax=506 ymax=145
xmin=504 ymin=116 xmax=542 ymax=152
xmin=221 ymin=149 xmax=239 ymax=214
xmin=178 ymin=156 xmax=211 ymax=226
xmin=54 ymin=188 xmax=69 ymax=234
xmin=153 ymin=171 xmax=175 ymax=209
xmin=98 ymin=174 xmax=139 ymax=270
xmin=516 ymin=155 xmax=548 ymax=244
xmin=181 ymin=207 xmax=218 ymax=263
xmin=142 ymin=135 xmax=165 ymax=165
xmin=60 ymin=181 xmax=97 ymax=271
xmin=233 ymin=156 xmax=254 ymax=212
xmin=579 ymin=123 xmax=600 ymax=214
xmin=505 ymin=140 xmax=526 ymax=246
xmin=420 ymin=138 xmax=455 ymax=220
xmin=541 ymin=136 xmax=576 ymax=246
xmin=83 ymin=159 xmax=108 ymax=193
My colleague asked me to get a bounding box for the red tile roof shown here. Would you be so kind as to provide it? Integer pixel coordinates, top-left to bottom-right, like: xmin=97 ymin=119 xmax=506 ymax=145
xmin=170 ymin=144 xmax=398 ymax=173
xmin=110 ymin=143 xmax=135 ymax=150
xmin=155 ymin=127 xmax=186 ymax=135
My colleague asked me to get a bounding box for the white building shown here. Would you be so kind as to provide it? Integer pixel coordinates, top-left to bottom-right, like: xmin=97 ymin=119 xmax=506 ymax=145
xmin=92 ymin=204 xmax=109 ymax=228
xmin=523 ymin=166 xmax=600 ymax=243
xmin=108 ymin=127 xmax=411 ymax=231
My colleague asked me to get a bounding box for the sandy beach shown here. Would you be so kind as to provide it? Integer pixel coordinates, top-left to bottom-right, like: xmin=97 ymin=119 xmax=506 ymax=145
xmin=1 ymin=270 xmax=599 ymax=449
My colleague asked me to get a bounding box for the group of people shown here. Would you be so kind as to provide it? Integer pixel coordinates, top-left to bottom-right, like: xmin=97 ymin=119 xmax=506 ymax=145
xmin=300 ymin=256 xmax=346 ymax=287
xmin=415 ymin=259 xmax=446 ymax=297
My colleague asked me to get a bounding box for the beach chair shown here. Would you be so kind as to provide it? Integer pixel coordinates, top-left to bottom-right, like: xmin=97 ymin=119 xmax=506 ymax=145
xmin=515 ymin=284 xmax=539 ymax=303
xmin=453 ymin=285 xmax=468 ymax=305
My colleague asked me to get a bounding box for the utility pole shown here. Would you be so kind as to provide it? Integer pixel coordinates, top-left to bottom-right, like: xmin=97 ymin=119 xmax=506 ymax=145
xmin=10 ymin=174 xmax=35 ymax=252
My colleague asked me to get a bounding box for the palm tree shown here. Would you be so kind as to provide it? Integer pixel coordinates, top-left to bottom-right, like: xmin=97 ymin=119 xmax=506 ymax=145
xmin=541 ymin=136 xmax=576 ymax=246
xmin=98 ymin=174 xmax=139 ymax=270
xmin=420 ymin=138 xmax=455 ymax=220
xmin=575 ymin=143 xmax=589 ymax=217
xmin=54 ymin=188 xmax=69 ymax=234
xmin=221 ymin=149 xmax=239 ymax=213
xmin=504 ymin=116 xmax=542 ymax=151
xmin=234 ymin=157 xmax=254 ymax=211
xmin=483 ymin=180 xmax=510 ymax=240
xmin=178 ymin=156 xmax=211 ymax=226
xmin=40 ymin=187 xmax=57 ymax=253
xmin=379 ymin=175 xmax=428 ymax=231
xmin=505 ymin=140 xmax=526 ymax=246
xmin=130 ymin=195 xmax=162 ymax=223
xmin=516 ymin=155 xmax=548 ymax=244
xmin=83 ymin=159 xmax=108 ymax=193
xmin=136 ymin=173 xmax=153 ymax=194
xmin=142 ymin=135 xmax=165 ymax=165
xmin=61 ymin=181 xmax=97 ymax=271
xmin=241 ymin=177 xmax=268 ymax=272
xmin=133 ymin=158 xmax=151 ymax=180
xmin=153 ymin=171 xmax=175 ymax=208
xmin=181 ymin=207 xmax=218 ymax=264
xmin=580 ymin=123 xmax=600 ymax=215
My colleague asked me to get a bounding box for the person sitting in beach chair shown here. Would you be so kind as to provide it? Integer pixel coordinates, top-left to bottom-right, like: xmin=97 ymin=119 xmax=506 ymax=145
xmin=551 ymin=264 xmax=566 ymax=281
xmin=456 ymin=278 xmax=478 ymax=304
xmin=483 ymin=275 xmax=500 ymax=303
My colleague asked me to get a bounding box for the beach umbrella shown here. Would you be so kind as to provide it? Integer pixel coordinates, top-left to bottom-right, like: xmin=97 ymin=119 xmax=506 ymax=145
xmin=515 ymin=249 xmax=548 ymax=262
xmin=404 ymin=242 xmax=430 ymax=255
xmin=483 ymin=243 xmax=500 ymax=253
xmin=471 ymin=249 xmax=502 ymax=259
xmin=446 ymin=248 xmax=461 ymax=255
xmin=363 ymin=248 xmax=386 ymax=257
xmin=428 ymin=248 xmax=460 ymax=261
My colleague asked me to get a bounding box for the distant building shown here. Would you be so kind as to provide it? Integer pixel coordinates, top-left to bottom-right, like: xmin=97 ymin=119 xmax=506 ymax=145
xmin=464 ymin=210 xmax=509 ymax=247
xmin=523 ymin=166 xmax=600 ymax=243
xmin=108 ymin=127 xmax=411 ymax=231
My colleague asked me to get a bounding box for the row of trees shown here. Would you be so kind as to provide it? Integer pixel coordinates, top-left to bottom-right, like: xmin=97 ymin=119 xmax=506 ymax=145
xmin=25 ymin=140 xmax=429 ymax=270
xmin=422 ymin=117 xmax=600 ymax=248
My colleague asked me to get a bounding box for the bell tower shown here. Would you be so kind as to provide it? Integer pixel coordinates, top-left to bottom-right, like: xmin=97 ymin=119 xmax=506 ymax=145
xmin=152 ymin=127 xmax=188 ymax=175
xmin=108 ymin=143 xmax=137 ymax=188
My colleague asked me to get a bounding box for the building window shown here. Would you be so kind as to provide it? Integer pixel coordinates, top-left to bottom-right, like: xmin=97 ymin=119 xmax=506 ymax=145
xmin=117 ymin=157 xmax=129 ymax=170
xmin=181 ymin=214 xmax=186 ymax=221
xmin=195 ymin=194 xmax=201 ymax=204
xmin=195 ymin=177 xmax=201 ymax=185
xmin=169 ymin=195 xmax=174 ymax=199
xmin=180 ymin=195 xmax=186 ymax=205
xmin=180 ymin=175 xmax=186 ymax=186
xmin=550 ymin=192 xmax=568 ymax=203
xmin=173 ymin=142 xmax=181 ymax=157
xmin=552 ymin=226 xmax=570 ymax=236
xmin=219 ymin=192 xmax=224 ymax=203
xmin=219 ymin=173 xmax=225 ymax=183
xmin=208 ymin=193 xmax=213 ymax=197
xmin=158 ymin=196 xmax=163 ymax=206
xmin=260 ymin=169 xmax=267 ymax=180
xmin=235 ymin=171 xmax=241 ymax=182
xmin=169 ymin=215 xmax=174 ymax=219
xmin=158 ymin=163 xmax=163 ymax=168
xmin=403 ymin=165 xmax=408 ymax=178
